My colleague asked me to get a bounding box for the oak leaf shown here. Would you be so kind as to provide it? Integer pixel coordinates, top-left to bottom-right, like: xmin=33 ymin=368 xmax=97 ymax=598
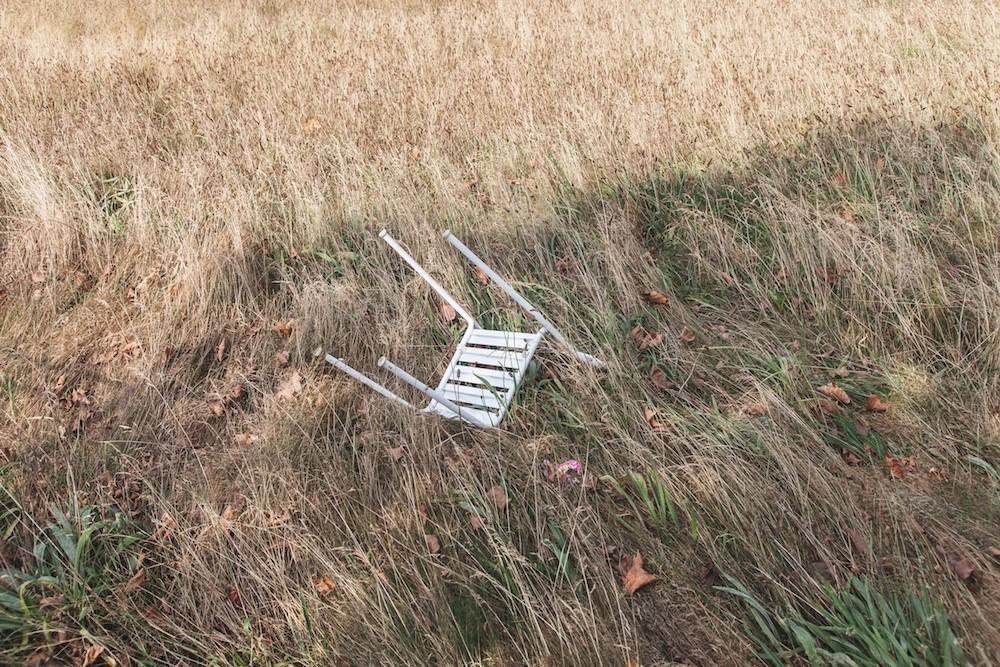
xmin=622 ymin=552 xmax=659 ymax=594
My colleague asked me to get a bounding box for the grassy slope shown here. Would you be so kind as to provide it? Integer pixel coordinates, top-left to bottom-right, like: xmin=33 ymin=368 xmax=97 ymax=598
xmin=1 ymin=1 xmax=998 ymax=664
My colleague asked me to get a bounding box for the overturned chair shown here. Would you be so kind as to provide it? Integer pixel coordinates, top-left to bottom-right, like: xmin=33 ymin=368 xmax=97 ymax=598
xmin=326 ymin=229 xmax=603 ymax=428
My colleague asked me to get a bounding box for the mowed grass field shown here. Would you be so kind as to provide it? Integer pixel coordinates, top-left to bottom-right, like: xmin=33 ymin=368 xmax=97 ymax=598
xmin=1 ymin=0 xmax=999 ymax=664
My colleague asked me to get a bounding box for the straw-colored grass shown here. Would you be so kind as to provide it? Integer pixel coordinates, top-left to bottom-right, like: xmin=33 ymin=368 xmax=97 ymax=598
xmin=1 ymin=1 xmax=998 ymax=664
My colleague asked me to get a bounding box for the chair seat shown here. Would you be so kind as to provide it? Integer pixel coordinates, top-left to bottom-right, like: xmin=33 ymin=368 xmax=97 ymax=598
xmin=425 ymin=328 xmax=544 ymax=426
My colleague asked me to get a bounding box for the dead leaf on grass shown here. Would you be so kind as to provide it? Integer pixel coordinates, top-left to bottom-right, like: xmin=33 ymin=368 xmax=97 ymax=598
xmin=276 ymin=371 xmax=303 ymax=400
xmin=79 ymin=643 xmax=105 ymax=667
xmin=273 ymin=319 xmax=297 ymax=337
xmin=424 ymin=533 xmax=441 ymax=554
xmin=818 ymin=382 xmax=851 ymax=405
xmin=385 ymin=446 xmax=405 ymax=462
xmin=948 ymin=555 xmax=977 ymax=583
xmin=631 ymin=325 xmax=663 ymax=351
xmin=207 ymin=398 xmax=225 ymax=417
xmin=622 ymin=552 xmax=659 ymax=595
xmin=473 ymin=267 xmax=489 ymax=285
xmin=743 ymin=402 xmax=767 ymax=417
xmin=865 ymin=394 xmax=890 ymax=412
xmin=678 ymin=327 xmax=696 ymax=344
xmin=152 ymin=512 xmax=177 ymax=541
xmin=643 ymin=406 xmax=665 ymax=430
xmin=214 ymin=339 xmax=227 ymax=363
xmin=440 ymin=302 xmax=457 ymax=324
xmin=649 ymin=366 xmax=674 ymax=392
xmin=275 ymin=350 xmax=290 ymax=366
xmin=641 ymin=290 xmax=669 ymax=306
xmin=123 ymin=568 xmax=146 ymax=594
xmin=234 ymin=433 xmax=258 ymax=446
xmin=884 ymin=454 xmax=915 ymax=479
xmin=301 ymin=116 xmax=322 ymax=134
xmin=313 ymin=575 xmax=336 ymax=595
xmin=487 ymin=485 xmax=509 ymax=510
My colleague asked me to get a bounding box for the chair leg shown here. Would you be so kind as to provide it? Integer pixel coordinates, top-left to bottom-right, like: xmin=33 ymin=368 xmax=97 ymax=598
xmin=441 ymin=230 xmax=605 ymax=368
xmin=377 ymin=357 xmax=492 ymax=428
xmin=325 ymin=355 xmax=416 ymax=409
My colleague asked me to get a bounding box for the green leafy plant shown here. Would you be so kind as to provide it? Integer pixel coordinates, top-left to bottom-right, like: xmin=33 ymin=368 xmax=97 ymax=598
xmin=719 ymin=576 xmax=966 ymax=666
xmin=1 ymin=502 xmax=148 ymax=655
xmin=603 ymin=470 xmax=683 ymax=540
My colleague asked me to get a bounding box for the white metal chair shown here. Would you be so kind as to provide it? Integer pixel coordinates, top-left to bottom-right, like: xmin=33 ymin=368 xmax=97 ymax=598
xmin=326 ymin=229 xmax=603 ymax=428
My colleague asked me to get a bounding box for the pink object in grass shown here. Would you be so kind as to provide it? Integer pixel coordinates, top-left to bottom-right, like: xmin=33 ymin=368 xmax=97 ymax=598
xmin=555 ymin=459 xmax=583 ymax=483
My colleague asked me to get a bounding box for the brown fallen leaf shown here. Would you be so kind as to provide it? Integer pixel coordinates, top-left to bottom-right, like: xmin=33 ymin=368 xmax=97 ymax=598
xmin=273 ymin=319 xmax=297 ymax=337
xmin=847 ymin=529 xmax=870 ymax=557
xmin=301 ymin=116 xmax=322 ymax=135
xmin=622 ymin=552 xmax=659 ymax=595
xmin=815 ymin=399 xmax=843 ymax=416
xmin=385 ymin=446 xmax=405 ymax=462
xmin=743 ymin=402 xmax=767 ymax=417
xmin=313 ymin=574 xmax=336 ymax=595
xmin=276 ymin=371 xmax=303 ymax=400
xmin=987 ymin=546 xmax=1000 ymax=563
xmin=874 ymin=157 xmax=886 ymax=172
xmin=631 ymin=325 xmax=663 ymax=351
xmin=554 ymin=255 xmax=576 ymax=276
xmin=641 ymin=290 xmax=669 ymax=306
xmin=818 ymin=382 xmax=851 ymax=405
xmin=948 ymin=555 xmax=977 ymax=583
xmin=865 ymin=394 xmax=890 ymax=412
xmin=678 ymin=327 xmax=696 ymax=344
xmin=832 ymin=171 xmax=847 ymax=186
xmin=643 ymin=406 xmax=665 ymax=430
xmin=649 ymin=366 xmax=674 ymax=392
xmin=123 ymin=568 xmax=146 ymax=594
xmin=214 ymin=338 xmax=227 ymax=363
xmin=884 ymin=454 xmax=915 ymax=479
xmin=487 ymin=485 xmax=509 ymax=510
xmin=207 ymin=398 xmax=225 ymax=417
xmin=440 ymin=302 xmax=457 ymax=324
xmin=473 ymin=267 xmax=489 ymax=285
xmin=233 ymin=433 xmax=258 ymax=447
xmin=424 ymin=533 xmax=441 ymax=554
xmin=152 ymin=512 xmax=177 ymax=541
xmin=275 ymin=350 xmax=290 ymax=366
xmin=80 ymin=643 xmax=105 ymax=667
xmin=52 ymin=374 xmax=67 ymax=395
xmin=469 ymin=515 xmax=486 ymax=531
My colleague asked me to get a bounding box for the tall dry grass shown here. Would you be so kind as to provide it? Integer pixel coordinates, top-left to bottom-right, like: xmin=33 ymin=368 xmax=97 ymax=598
xmin=1 ymin=0 xmax=999 ymax=664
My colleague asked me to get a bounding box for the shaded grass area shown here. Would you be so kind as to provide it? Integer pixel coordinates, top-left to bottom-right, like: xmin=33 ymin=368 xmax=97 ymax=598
xmin=1 ymin=118 xmax=998 ymax=664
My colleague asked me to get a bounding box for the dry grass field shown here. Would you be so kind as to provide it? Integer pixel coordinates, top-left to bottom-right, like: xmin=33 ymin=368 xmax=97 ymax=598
xmin=1 ymin=0 xmax=999 ymax=664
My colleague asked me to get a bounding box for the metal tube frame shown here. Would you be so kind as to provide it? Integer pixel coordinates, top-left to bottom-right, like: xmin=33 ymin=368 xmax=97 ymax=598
xmin=441 ymin=229 xmax=604 ymax=368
